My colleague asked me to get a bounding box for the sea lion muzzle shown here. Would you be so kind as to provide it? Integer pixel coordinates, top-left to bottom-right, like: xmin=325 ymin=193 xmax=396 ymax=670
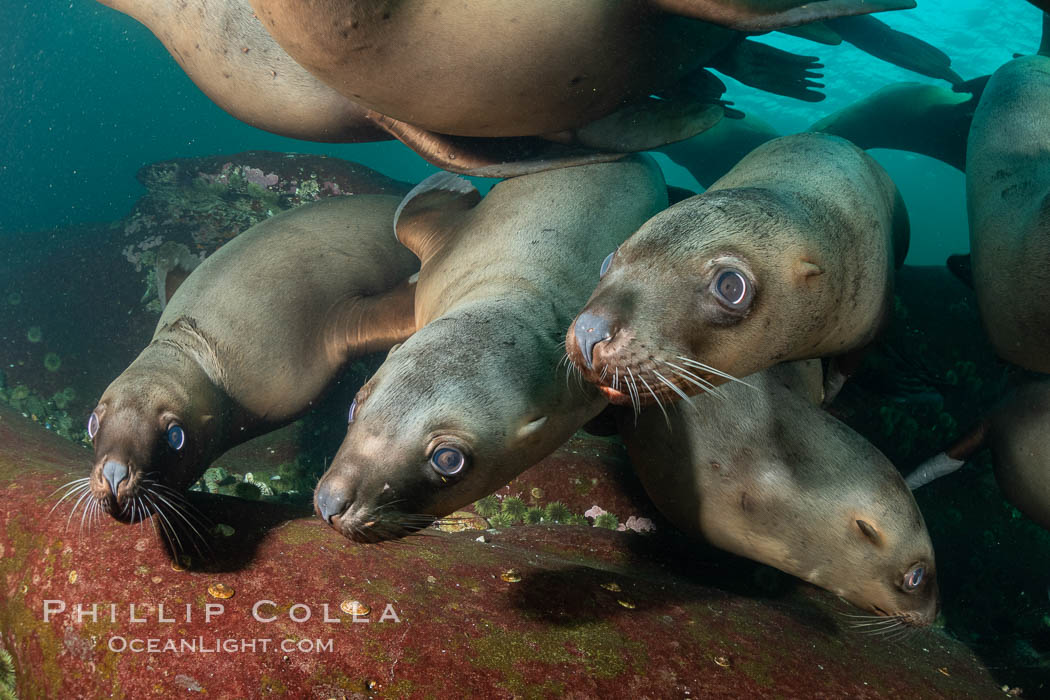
xmin=571 ymin=311 xmax=614 ymax=370
xmin=101 ymin=460 xmax=129 ymax=498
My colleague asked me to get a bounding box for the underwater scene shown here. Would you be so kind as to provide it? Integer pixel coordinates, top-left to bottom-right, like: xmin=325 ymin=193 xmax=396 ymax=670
xmin=1 ymin=0 xmax=1049 ymax=697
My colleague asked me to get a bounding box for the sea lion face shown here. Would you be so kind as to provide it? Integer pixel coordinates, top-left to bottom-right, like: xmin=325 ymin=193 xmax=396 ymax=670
xmin=566 ymin=192 xmax=826 ymax=409
xmin=703 ymin=456 xmax=939 ymax=628
xmin=87 ymin=365 xmax=218 ymax=520
xmin=315 ymin=314 xmax=601 ymax=542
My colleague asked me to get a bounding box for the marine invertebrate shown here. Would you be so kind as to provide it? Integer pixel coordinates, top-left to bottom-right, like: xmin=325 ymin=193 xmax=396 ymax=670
xmin=524 ymin=507 xmax=545 ymax=525
xmin=487 ymin=512 xmax=515 ymax=530
xmin=593 ymin=513 xmax=619 ymax=530
xmin=43 ymin=353 xmax=61 ymax=373
xmin=473 ymin=494 xmax=500 ymax=518
xmin=234 ymin=481 xmax=262 ymax=501
xmin=25 ymin=326 xmax=42 ymax=343
xmin=544 ymin=502 xmax=571 ymax=523
xmin=0 ymin=646 xmax=14 ymax=690
xmin=500 ymin=497 xmax=527 ymax=522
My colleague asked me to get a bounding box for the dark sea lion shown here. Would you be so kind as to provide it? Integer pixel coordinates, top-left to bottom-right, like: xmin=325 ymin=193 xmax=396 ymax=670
xmin=907 ymin=382 xmax=1050 ymax=532
xmin=84 ymin=195 xmax=419 ymax=525
xmin=566 ymin=133 xmax=909 ymax=409
xmin=313 ymin=157 xmax=668 ymax=542
xmin=823 ymin=15 xmax=962 ymax=85
xmin=620 ymin=360 xmax=939 ymax=625
xmin=810 ymin=81 xmax=980 ymax=172
xmin=248 ymin=0 xmax=910 ymax=139
xmin=966 ymin=54 xmax=1050 ymax=374
xmin=658 ymin=113 xmax=781 ymax=189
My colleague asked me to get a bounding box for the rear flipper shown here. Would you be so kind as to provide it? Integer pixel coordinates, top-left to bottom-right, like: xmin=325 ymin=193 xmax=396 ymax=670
xmin=648 ymin=0 xmax=916 ymax=32
xmin=710 ymin=39 xmax=825 ymax=102
xmin=826 ymin=15 xmax=962 ymax=85
xmin=904 ymin=419 xmax=991 ymax=490
xmin=946 ymin=253 xmax=974 ymax=289
xmin=371 ymin=88 xmax=724 ymax=178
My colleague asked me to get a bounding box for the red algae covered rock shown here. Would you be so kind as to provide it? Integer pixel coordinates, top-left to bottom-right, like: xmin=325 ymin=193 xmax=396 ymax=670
xmin=0 ymin=404 xmax=1003 ymax=698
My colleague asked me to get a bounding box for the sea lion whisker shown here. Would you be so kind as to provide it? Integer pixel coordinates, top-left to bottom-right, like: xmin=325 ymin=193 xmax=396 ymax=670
xmin=49 ymin=481 xmax=91 ymax=515
xmin=66 ymin=488 xmax=95 ymax=533
xmin=624 ymin=368 xmax=641 ymax=416
xmin=675 ymin=356 xmax=756 ymax=390
xmin=143 ymin=493 xmax=179 ymax=556
xmin=144 ymin=482 xmax=214 ymax=529
xmin=49 ymin=476 xmax=90 ymax=499
xmin=79 ymin=489 xmax=96 ymax=535
xmin=661 ymin=361 xmax=728 ymax=401
xmin=147 ymin=490 xmax=211 ymax=552
xmin=653 ymin=368 xmax=704 ymax=411
xmin=638 ymin=374 xmax=670 ymax=428
xmin=142 ymin=492 xmax=188 ymax=555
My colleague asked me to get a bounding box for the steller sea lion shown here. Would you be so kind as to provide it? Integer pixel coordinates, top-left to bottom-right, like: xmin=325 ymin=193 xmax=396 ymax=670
xmin=965 ymin=53 xmax=1050 ymax=374
xmin=907 ymin=381 xmax=1050 ymax=533
xmin=621 ymin=360 xmax=939 ymax=625
xmin=80 ymin=195 xmax=419 ymax=534
xmin=566 ymin=133 xmax=909 ymax=410
xmin=248 ymin=0 xmax=910 ymax=138
xmin=312 ymin=156 xmax=668 ymax=542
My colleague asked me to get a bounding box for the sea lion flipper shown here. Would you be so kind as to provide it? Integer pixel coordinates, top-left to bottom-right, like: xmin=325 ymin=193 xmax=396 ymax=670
xmin=394 ymin=173 xmax=481 ymax=263
xmin=824 ymin=15 xmax=962 ymax=85
xmin=710 ymin=40 xmax=825 ymax=103
xmin=649 ymin=0 xmax=915 ymax=33
xmin=946 ymin=254 xmax=973 ymax=289
xmin=370 ymin=112 xmax=627 ymax=178
xmin=568 ymin=93 xmax=724 ymax=152
xmin=334 ymin=276 xmax=420 ymax=356
xmin=153 ymin=242 xmax=200 ymax=312
xmin=777 ymin=22 xmax=843 ymax=46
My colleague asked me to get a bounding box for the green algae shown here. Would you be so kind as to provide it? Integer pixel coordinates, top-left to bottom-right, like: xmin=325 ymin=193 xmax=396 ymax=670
xmin=469 ymin=619 xmax=645 ymax=695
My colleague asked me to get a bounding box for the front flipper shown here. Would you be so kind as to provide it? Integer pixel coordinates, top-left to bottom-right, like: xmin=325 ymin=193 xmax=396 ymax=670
xmin=710 ymin=40 xmax=825 ymax=102
xmin=564 ymin=92 xmax=724 ymax=152
xmin=153 ymin=242 xmax=200 ymax=312
xmin=330 ymin=276 xmax=420 ymax=356
xmin=826 ymin=15 xmax=962 ymax=85
xmin=393 ymin=172 xmax=481 ymax=265
xmin=369 ymin=112 xmax=628 ymax=179
xmin=649 ymin=0 xmax=915 ymax=32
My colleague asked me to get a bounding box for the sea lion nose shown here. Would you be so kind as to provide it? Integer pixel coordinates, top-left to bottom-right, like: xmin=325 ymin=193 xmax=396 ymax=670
xmin=573 ymin=311 xmax=613 ymax=370
xmin=102 ymin=460 xmax=129 ymax=497
xmin=315 ymin=482 xmax=349 ymax=524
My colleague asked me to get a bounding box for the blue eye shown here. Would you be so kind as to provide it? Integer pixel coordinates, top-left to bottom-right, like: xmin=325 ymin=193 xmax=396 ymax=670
xmin=166 ymin=425 xmax=185 ymax=451
xmin=430 ymin=445 xmax=466 ymax=476
xmin=599 ymin=251 xmax=615 ymax=278
xmin=87 ymin=413 xmax=100 ymax=440
xmin=712 ymin=268 xmax=751 ymax=309
xmin=904 ymin=565 xmax=925 ymax=590
xmin=348 ymin=398 xmax=358 ymax=424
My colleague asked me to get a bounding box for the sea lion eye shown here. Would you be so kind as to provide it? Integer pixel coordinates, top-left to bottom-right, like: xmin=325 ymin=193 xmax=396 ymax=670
xmin=599 ymin=251 xmax=615 ymax=278
xmin=87 ymin=412 xmax=100 ymax=440
xmin=903 ymin=564 xmax=925 ymax=591
xmin=711 ymin=268 xmax=752 ymax=310
xmin=348 ymin=398 xmax=358 ymax=424
xmin=430 ymin=445 xmax=466 ymax=477
xmin=166 ymin=424 xmax=185 ymax=451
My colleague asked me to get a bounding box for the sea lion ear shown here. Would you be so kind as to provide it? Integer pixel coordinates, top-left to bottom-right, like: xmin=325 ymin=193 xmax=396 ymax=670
xmin=856 ymin=519 xmax=884 ymax=546
xmin=797 ymin=260 xmax=824 ymax=279
xmin=515 ymin=416 xmax=549 ymax=443
xmin=394 ymin=172 xmax=481 ymax=263
xmin=646 ymin=0 xmax=914 ymax=33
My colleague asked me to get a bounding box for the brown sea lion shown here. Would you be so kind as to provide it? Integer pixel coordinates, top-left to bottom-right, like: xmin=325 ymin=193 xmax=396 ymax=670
xmin=248 ymin=0 xmax=911 ymax=138
xmin=92 ymin=0 xmax=710 ymax=175
xmin=621 ymin=360 xmax=939 ymax=625
xmin=313 ymin=156 xmax=668 ymax=542
xmin=966 ymin=54 xmax=1050 ymax=374
xmin=81 ymin=195 xmax=419 ymax=531
xmin=566 ymin=133 xmax=909 ymax=409
xmin=907 ymin=381 xmax=1050 ymax=532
